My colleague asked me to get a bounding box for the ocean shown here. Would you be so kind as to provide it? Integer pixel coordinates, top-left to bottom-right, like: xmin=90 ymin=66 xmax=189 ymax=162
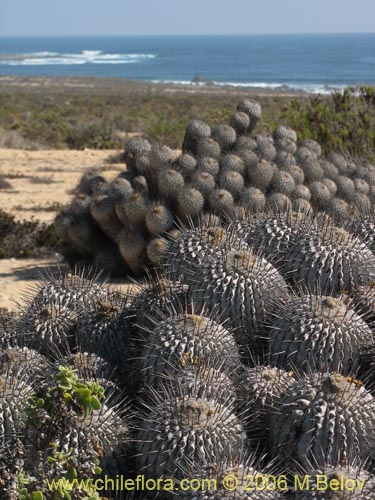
xmin=0 ymin=34 xmax=374 ymax=94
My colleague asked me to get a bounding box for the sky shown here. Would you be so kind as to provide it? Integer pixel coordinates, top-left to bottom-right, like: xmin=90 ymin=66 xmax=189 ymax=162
xmin=0 ymin=0 xmax=374 ymax=36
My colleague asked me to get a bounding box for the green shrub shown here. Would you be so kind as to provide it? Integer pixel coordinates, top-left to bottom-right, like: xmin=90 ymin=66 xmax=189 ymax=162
xmin=280 ymin=86 xmax=375 ymax=160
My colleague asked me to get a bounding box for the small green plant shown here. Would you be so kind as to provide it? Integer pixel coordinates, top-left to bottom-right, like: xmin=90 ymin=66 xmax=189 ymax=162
xmin=21 ymin=367 xmax=106 ymax=500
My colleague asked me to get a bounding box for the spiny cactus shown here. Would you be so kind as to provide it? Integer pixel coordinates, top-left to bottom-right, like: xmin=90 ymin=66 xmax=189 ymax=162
xmin=75 ymin=290 xmax=131 ymax=366
xmin=136 ymin=384 xmax=246 ymax=480
xmin=196 ymin=157 xmax=220 ymax=176
xmin=174 ymin=153 xmax=197 ymax=178
xmin=208 ymin=189 xmax=235 ymax=215
xmin=183 ymin=120 xmax=211 ymax=156
xmin=241 ymin=187 xmax=266 ymax=212
xmin=158 ymin=168 xmax=185 ymax=199
xmin=270 ymin=372 xmax=375 ymax=468
xmin=145 ymin=204 xmax=174 ymax=236
xmin=164 ymin=224 xmax=230 ymax=279
xmin=284 ymin=223 xmax=375 ymax=295
xmin=189 ymin=248 xmax=288 ymax=351
xmin=219 ymin=170 xmax=245 ymax=200
xmin=270 ymin=170 xmax=296 ymax=196
xmin=266 ymin=193 xmax=292 ymax=212
xmin=139 ymin=311 xmax=240 ymax=389
xmin=242 ymin=209 xmax=313 ymax=263
xmin=0 ymin=347 xmax=52 ymax=387
xmin=247 ymin=160 xmax=276 ymax=191
xmin=211 ymin=124 xmax=237 ymax=151
xmin=118 ymin=227 xmax=147 ymax=275
xmin=177 ymin=186 xmax=205 ymax=221
xmin=267 ymin=293 xmax=374 ymax=373
xmin=220 ymin=154 xmax=245 ymax=175
xmin=230 ymin=111 xmax=251 ymax=135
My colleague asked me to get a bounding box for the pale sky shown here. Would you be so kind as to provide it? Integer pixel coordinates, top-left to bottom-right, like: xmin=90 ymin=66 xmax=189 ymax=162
xmin=0 ymin=0 xmax=374 ymax=36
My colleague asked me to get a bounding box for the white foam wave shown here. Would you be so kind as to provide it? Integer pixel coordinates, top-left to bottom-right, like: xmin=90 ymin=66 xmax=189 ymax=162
xmin=0 ymin=50 xmax=157 ymax=66
xmin=151 ymin=79 xmax=348 ymax=94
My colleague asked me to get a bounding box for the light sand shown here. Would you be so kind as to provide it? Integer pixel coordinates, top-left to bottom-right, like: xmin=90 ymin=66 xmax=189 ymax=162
xmin=0 ymin=148 xmax=124 ymax=223
xmin=0 ymin=148 xmax=126 ymax=310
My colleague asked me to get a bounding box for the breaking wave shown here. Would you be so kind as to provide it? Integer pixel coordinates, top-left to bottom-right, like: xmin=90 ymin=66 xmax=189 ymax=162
xmin=0 ymin=50 xmax=157 ymax=66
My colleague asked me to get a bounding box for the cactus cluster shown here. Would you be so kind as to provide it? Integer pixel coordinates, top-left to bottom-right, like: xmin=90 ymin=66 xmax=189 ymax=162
xmin=55 ymin=99 xmax=375 ymax=277
xmin=3 ymin=97 xmax=375 ymax=498
xmin=3 ymin=211 xmax=375 ymax=497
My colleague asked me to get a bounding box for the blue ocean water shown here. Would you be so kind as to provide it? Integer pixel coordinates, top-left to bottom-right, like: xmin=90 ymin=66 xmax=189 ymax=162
xmin=0 ymin=34 xmax=374 ymax=94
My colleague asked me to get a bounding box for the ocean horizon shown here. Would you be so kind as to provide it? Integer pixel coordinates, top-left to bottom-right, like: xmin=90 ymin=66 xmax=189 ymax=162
xmin=0 ymin=33 xmax=374 ymax=94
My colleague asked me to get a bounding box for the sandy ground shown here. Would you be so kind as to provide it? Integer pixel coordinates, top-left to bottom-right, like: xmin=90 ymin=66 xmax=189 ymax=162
xmin=0 ymin=147 xmax=124 ymax=223
xmin=0 ymin=148 xmax=126 ymax=310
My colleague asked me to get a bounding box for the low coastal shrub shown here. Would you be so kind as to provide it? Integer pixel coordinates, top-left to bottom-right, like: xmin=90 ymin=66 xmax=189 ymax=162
xmin=0 ymin=209 xmax=61 ymax=258
xmin=280 ymin=86 xmax=375 ymax=161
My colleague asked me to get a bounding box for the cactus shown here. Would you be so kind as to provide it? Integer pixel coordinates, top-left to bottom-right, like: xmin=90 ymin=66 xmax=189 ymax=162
xmin=208 ymin=189 xmax=235 ymax=215
xmin=321 ymin=178 xmax=337 ymax=197
xmin=255 ymin=135 xmax=276 ymax=161
xmin=191 ymin=171 xmax=216 ymax=197
xmin=196 ymin=157 xmax=220 ymax=176
xmin=74 ymin=290 xmax=131 ymax=366
xmin=118 ymin=227 xmax=147 ymax=275
xmin=291 ymin=184 xmax=311 ymax=202
xmin=211 ymin=125 xmax=237 ymax=152
xmin=140 ymin=312 xmax=240 ymax=389
xmin=219 ymin=154 xmax=245 ymax=175
xmin=183 ymin=120 xmax=211 ymax=156
xmin=165 ymin=225 xmax=231 ymax=280
xmin=145 ymin=204 xmax=174 ymax=236
xmin=180 ymin=455 xmax=283 ymax=499
xmin=270 ymin=170 xmax=296 ymax=196
xmin=354 ymin=178 xmax=370 ymax=195
xmin=237 ymin=99 xmax=262 ymax=130
xmin=232 ymin=136 xmax=257 ymax=153
xmin=285 ymin=164 xmax=305 ymax=185
xmin=241 ymin=187 xmax=266 ymax=212
xmin=158 ymin=169 xmax=185 ymax=199
xmin=267 ymin=293 xmax=374 ymax=373
xmin=230 ymin=111 xmax=250 ymax=135
xmin=267 ymin=193 xmax=292 ymax=212
xmin=270 ymin=373 xmax=375 ymax=468
xmin=189 ymin=249 xmax=288 ymax=350
xmin=274 ymin=125 xmax=297 ymax=143
xmin=247 ymin=160 xmax=276 ymax=191
xmin=177 ymin=187 xmax=205 ymax=221
xmin=285 ymin=223 xmax=375 ymax=295
xmin=301 ymin=139 xmax=322 ymax=158
xmin=244 ymin=210 xmax=313 ymax=263
xmin=146 ymin=237 xmax=170 ymax=266
xmin=136 ymin=383 xmax=246 ymax=479
xmin=309 ymin=181 xmax=332 ymax=208
xmin=219 ymin=171 xmax=245 ymax=200
xmin=328 ymin=152 xmax=348 ymax=175
xmin=174 ymin=153 xmax=197 ymax=179
xmin=336 ymin=176 xmax=355 ymax=201
xmin=196 ymin=137 xmax=221 ymax=160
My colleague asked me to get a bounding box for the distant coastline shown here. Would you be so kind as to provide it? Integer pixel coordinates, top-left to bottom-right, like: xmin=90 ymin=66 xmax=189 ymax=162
xmin=0 ymin=34 xmax=373 ymax=94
